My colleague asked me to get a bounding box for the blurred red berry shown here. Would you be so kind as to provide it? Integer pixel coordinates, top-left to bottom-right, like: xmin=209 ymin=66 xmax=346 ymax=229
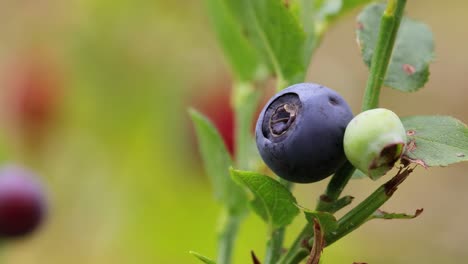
xmin=188 ymin=76 xmax=235 ymax=156
xmin=0 ymin=165 xmax=47 ymax=238
xmin=5 ymin=54 xmax=61 ymax=128
xmin=2 ymin=52 xmax=63 ymax=148
xmin=188 ymin=77 xmax=275 ymax=158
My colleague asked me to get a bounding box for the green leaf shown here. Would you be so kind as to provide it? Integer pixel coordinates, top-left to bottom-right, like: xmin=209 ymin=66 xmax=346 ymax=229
xmin=251 ymin=0 xmax=307 ymax=84
xmin=357 ymin=3 xmax=434 ymax=92
xmin=368 ymin=208 xmax=423 ymax=221
xmin=190 ymin=109 xmax=248 ymax=215
xmin=205 ymin=0 xmax=261 ymax=81
xmin=230 ymin=169 xmax=299 ymax=229
xmin=245 ymin=0 xmax=308 ymax=85
xmin=293 ymin=0 xmax=340 ymax=71
xmin=208 ymin=0 xmax=375 ymax=86
xmin=292 ymin=0 xmax=373 ymax=76
xmin=401 ymin=116 xmax=468 ymax=167
xmin=301 ymin=208 xmax=338 ymax=237
xmin=189 ymin=251 xmax=217 ymax=264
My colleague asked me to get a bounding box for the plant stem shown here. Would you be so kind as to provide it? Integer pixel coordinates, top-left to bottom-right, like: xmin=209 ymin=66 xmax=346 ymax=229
xmin=264 ymin=178 xmax=293 ymax=264
xmin=316 ymin=161 xmax=355 ymax=211
xmin=325 ymin=167 xmax=413 ymax=245
xmin=316 ymin=195 xmax=355 ymax=214
xmin=278 ymin=162 xmax=355 ymax=264
xmin=265 ymin=180 xmax=290 ymax=264
xmin=215 ymin=82 xmax=259 ymax=264
xmin=233 ymin=82 xmax=260 ymax=170
xmin=264 ymin=227 xmax=286 ymax=264
xmin=277 ymin=224 xmax=312 ymax=264
xmin=217 ymin=211 xmax=242 ymax=264
xmin=361 ymin=0 xmax=407 ymax=111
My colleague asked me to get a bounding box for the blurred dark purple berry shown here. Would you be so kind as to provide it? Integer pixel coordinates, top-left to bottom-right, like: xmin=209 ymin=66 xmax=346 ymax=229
xmin=0 ymin=165 xmax=47 ymax=238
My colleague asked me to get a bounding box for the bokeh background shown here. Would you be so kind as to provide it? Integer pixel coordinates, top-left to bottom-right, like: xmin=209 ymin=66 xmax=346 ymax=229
xmin=0 ymin=0 xmax=466 ymax=263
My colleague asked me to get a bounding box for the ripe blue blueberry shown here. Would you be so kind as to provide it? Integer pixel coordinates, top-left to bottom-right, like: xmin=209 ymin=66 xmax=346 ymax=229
xmin=0 ymin=165 xmax=47 ymax=238
xmin=255 ymin=83 xmax=353 ymax=183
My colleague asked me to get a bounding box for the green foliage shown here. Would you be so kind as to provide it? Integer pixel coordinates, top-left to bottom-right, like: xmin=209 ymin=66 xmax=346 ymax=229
xmin=401 ymin=116 xmax=468 ymax=167
xmin=207 ymin=0 xmax=376 ymax=87
xmin=357 ymin=3 xmax=434 ymax=92
xmin=248 ymin=0 xmax=307 ymax=85
xmin=198 ymin=1 xmax=467 ymax=263
xmin=189 ymin=109 xmax=248 ymax=216
xmin=205 ymin=0 xmax=261 ymax=81
xmin=190 ymin=251 xmax=217 ymax=264
xmin=206 ymin=0 xmax=307 ymax=85
xmin=241 ymin=0 xmax=308 ymax=85
xmin=230 ymin=169 xmax=299 ymax=229
xmin=302 ymin=209 xmax=338 ymax=238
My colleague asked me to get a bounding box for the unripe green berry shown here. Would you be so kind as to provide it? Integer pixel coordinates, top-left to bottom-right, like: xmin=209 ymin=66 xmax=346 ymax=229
xmin=344 ymin=108 xmax=406 ymax=180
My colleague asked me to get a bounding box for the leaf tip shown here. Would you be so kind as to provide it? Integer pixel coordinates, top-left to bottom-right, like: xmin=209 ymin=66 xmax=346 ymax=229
xmin=189 ymin=251 xmax=216 ymax=264
xmin=401 ymin=155 xmax=428 ymax=168
xmin=251 ymin=251 xmax=261 ymax=264
xmin=414 ymin=208 xmax=424 ymax=218
xmin=229 ymin=168 xmax=245 ymax=186
xmin=188 ymin=107 xmax=202 ymax=120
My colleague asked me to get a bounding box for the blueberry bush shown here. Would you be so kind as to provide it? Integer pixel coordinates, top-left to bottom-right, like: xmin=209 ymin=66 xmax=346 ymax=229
xmin=190 ymin=1 xmax=468 ymax=263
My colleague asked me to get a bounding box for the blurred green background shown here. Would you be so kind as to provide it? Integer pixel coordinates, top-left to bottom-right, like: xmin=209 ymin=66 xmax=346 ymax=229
xmin=0 ymin=0 xmax=466 ymax=263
